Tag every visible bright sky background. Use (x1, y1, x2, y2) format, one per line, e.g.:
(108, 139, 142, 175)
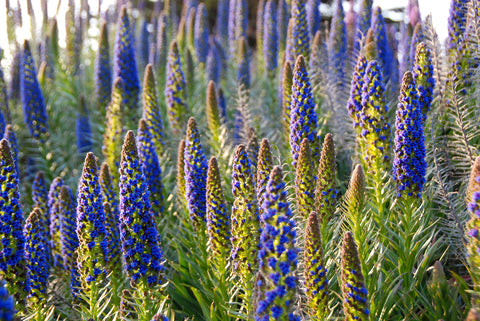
(0, 0, 452, 59)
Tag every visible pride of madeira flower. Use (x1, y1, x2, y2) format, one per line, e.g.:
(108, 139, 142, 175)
(255, 166, 300, 321)
(393, 72, 426, 198)
(118, 131, 166, 288)
(286, 0, 310, 63)
(412, 42, 435, 123)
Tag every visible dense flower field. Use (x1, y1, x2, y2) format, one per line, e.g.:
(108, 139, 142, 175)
(0, 0, 479, 320)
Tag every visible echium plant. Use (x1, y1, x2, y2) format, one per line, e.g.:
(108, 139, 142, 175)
(277, 0, 288, 53)
(304, 211, 328, 319)
(206, 45, 221, 84)
(354, 0, 372, 53)
(466, 157, 480, 304)
(217, 0, 229, 48)
(328, 0, 347, 90)
(194, 3, 209, 65)
(295, 139, 316, 219)
(263, 0, 278, 77)
(206, 81, 222, 145)
(359, 60, 391, 172)
(58, 186, 78, 272)
(95, 22, 112, 113)
(0, 67, 11, 124)
(48, 177, 64, 269)
(347, 55, 368, 131)
(281, 61, 293, 140)
(76, 153, 108, 289)
(206, 157, 230, 261)
(286, 0, 310, 63)
(0, 139, 28, 304)
(165, 41, 189, 135)
(412, 42, 434, 123)
(137, 119, 164, 216)
(176, 139, 187, 204)
(20, 40, 49, 142)
(257, 138, 273, 218)
(103, 77, 125, 185)
(237, 37, 250, 89)
(447, 0, 468, 54)
(113, 6, 140, 113)
(315, 134, 337, 222)
(24, 208, 49, 303)
(99, 163, 121, 270)
(3, 125, 18, 176)
(255, 166, 300, 321)
(231, 145, 260, 282)
(371, 7, 392, 81)
(393, 72, 426, 199)
(409, 23, 423, 67)
(184, 118, 208, 230)
(76, 96, 93, 154)
(340, 232, 369, 321)
(247, 128, 260, 176)
(32, 171, 49, 229)
(142, 64, 165, 156)
(118, 131, 166, 300)
(307, 0, 321, 38)
(290, 55, 319, 168)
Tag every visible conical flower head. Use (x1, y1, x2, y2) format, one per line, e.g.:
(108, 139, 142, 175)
(137, 119, 164, 216)
(412, 42, 434, 123)
(206, 157, 230, 258)
(194, 3, 209, 64)
(0, 67, 11, 124)
(103, 77, 125, 185)
(165, 41, 189, 135)
(371, 7, 392, 80)
(237, 37, 250, 88)
(363, 28, 378, 61)
(76, 95, 93, 154)
(119, 131, 166, 288)
(217, 0, 229, 47)
(347, 55, 368, 130)
(0, 139, 27, 303)
(257, 138, 273, 217)
(447, 0, 468, 54)
(315, 134, 337, 221)
(95, 22, 112, 112)
(256, 166, 300, 321)
(409, 23, 423, 67)
(328, 0, 347, 89)
(393, 72, 426, 199)
(142, 64, 165, 156)
(176, 139, 186, 202)
(20, 40, 49, 142)
(152, 18, 168, 69)
(113, 6, 140, 112)
(307, 0, 321, 38)
(287, 0, 310, 63)
(24, 208, 49, 302)
(184, 118, 208, 229)
(32, 171, 48, 222)
(206, 81, 221, 142)
(263, 0, 278, 76)
(354, 0, 372, 53)
(281, 61, 293, 139)
(277, 0, 288, 53)
(76, 153, 108, 286)
(341, 232, 369, 321)
(48, 177, 64, 269)
(295, 139, 316, 219)
(290, 55, 319, 168)
(304, 211, 328, 318)
(345, 165, 366, 214)
(359, 60, 391, 168)
(58, 186, 78, 271)
(231, 144, 260, 278)
(3, 125, 18, 176)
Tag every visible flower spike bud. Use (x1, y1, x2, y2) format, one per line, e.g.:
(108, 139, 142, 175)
(412, 42, 434, 123)
(345, 164, 366, 214)
(295, 139, 316, 218)
(315, 133, 337, 221)
(194, 3, 209, 65)
(263, 0, 278, 76)
(287, 0, 310, 63)
(341, 232, 369, 321)
(363, 28, 378, 61)
(2, 125, 18, 177)
(76, 95, 93, 154)
(409, 23, 423, 67)
(281, 60, 293, 139)
(176, 139, 187, 203)
(206, 81, 221, 143)
(206, 157, 230, 258)
(184, 118, 208, 229)
(304, 211, 328, 318)
(58, 186, 78, 271)
(256, 166, 300, 321)
(142, 64, 165, 156)
(119, 131, 166, 288)
(347, 55, 368, 130)
(257, 138, 273, 217)
(290, 55, 319, 168)
(95, 22, 112, 113)
(48, 177, 64, 269)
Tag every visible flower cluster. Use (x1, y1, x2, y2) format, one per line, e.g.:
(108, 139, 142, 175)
(206, 45, 221, 84)
(137, 119, 164, 216)
(304, 212, 328, 319)
(32, 171, 48, 226)
(263, 0, 278, 76)
(307, 0, 321, 38)
(76, 153, 108, 286)
(344, 165, 366, 214)
(152, 19, 168, 70)
(340, 232, 369, 321)
(347, 55, 368, 130)
(328, 0, 347, 89)
(447, 0, 468, 54)
(466, 158, 480, 293)
(20, 40, 49, 142)
(247, 128, 260, 174)
(0, 139, 28, 303)
(256, 138, 273, 218)
(24, 208, 50, 301)
(237, 37, 250, 88)
(76, 96, 93, 154)
(142, 64, 165, 156)
(95, 22, 112, 113)
(113, 6, 140, 112)
(194, 3, 209, 65)
(289, 56, 319, 168)
(176, 139, 186, 203)
(0, 280, 15, 320)
(119, 131, 166, 288)
(0, 67, 11, 124)
(371, 7, 393, 81)
(58, 186, 78, 271)
(3, 125, 18, 177)
(354, 0, 372, 53)
(184, 118, 208, 229)
(255, 166, 300, 321)
(286, 0, 310, 63)
(315, 134, 337, 222)
(295, 139, 316, 218)
(206, 157, 230, 258)
(217, 0, 229, 48)
(231, 145, 260, 278)
(412, 43, 434, 123)
(281, 61, 293, 139)
(277, 0, 288, 53)
(165, 41, 189, 135)
(206, 81, 222, 143)
(359, 60, 391, 169)
(48, 177, 64, 269)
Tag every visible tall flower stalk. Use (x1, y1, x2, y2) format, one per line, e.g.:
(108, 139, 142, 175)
(142, 64, 165, 156)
